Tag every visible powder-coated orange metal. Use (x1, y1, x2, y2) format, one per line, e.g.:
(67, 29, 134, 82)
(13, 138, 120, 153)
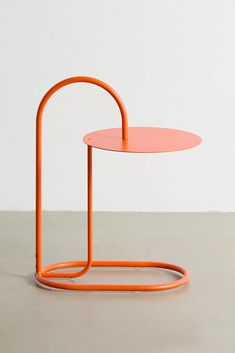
(35, 76, 199, 291)
(83, 127, 201, 153)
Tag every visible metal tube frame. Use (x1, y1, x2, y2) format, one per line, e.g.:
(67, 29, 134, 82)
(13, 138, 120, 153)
(35, 76, 189, 291)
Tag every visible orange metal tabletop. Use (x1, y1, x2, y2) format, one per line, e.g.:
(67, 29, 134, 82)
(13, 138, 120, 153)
(83, 126, 201, 153)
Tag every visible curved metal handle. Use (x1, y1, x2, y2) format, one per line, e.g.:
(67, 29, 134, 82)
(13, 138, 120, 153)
(36, 76, 128, 139)
(36, 76, 128, 274)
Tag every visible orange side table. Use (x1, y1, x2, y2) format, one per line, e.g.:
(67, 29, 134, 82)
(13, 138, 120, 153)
(35, 76, 201, 291)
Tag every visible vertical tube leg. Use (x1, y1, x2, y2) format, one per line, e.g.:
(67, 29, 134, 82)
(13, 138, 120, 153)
(87, 145, 93, 267)
(36, 118, 42, 274)
(57, 145, 93, 277)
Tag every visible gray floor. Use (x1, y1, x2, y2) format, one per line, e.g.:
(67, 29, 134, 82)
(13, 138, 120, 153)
(0, 212, 235, 353)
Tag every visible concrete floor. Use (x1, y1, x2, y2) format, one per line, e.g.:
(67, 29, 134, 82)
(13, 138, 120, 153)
(0, 212, 235, 353)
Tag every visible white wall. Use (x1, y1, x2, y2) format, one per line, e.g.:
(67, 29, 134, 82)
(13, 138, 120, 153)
(1, 0, 235, 211)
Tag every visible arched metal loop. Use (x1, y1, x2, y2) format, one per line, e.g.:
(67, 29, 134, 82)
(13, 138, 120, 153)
(36, 77, 128, 275)
(36, 76, 128, 140)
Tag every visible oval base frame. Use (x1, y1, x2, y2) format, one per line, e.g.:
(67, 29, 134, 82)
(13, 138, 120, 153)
(35, 260, 190, 291)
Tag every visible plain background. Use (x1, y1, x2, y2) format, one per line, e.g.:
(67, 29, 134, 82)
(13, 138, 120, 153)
(1, 0, 235, 212)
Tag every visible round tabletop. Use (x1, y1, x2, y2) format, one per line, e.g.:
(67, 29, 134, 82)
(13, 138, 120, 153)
(83, 127, 201, 153)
